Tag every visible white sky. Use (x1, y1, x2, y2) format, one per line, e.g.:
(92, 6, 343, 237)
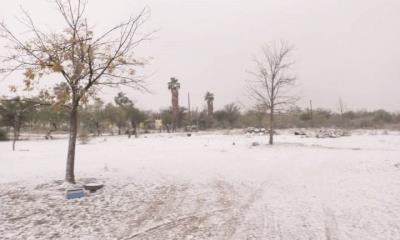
(1, 0, 399, 112)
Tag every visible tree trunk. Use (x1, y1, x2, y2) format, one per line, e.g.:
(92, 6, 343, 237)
(12, 127, 17, 151)
(171, 90, 179, 132)
(66, 102, 79, 183)
(12, 113, 20, 151)
(269, 108, 274, 145)
(95, 122, 101, 136)
(206, 101, 214, 129)
(131, 121, 138, 138)
(12, 131, 17, 151)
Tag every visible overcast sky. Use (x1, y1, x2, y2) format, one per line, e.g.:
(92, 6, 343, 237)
(1, 0, 399, 112)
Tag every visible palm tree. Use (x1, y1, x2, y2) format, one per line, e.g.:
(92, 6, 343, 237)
(204, 92, 214, 116)
(168, 77, 180, 131)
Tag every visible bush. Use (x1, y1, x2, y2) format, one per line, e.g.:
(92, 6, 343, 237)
(0, 129, 8, 141)
(79, 130, 90, 144)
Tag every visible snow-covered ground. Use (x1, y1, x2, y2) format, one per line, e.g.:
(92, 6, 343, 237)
(1, 131, 400, 239)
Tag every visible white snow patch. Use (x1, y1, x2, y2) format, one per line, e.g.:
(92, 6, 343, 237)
(1, 132, 400, 239)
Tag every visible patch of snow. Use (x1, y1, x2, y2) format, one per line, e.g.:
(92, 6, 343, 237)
(1, 132, 400, 239)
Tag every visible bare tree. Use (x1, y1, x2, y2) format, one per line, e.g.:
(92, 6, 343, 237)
(247, 41, 297, 145)
(0, 0, 152, 183)
(338, 97, 345, 127)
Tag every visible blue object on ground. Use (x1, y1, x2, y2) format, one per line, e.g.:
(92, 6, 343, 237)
(66, 188, 85, 199)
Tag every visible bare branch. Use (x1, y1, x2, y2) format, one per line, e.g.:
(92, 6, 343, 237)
(246, 41, 298, 144)
(0, 0, 152, 106)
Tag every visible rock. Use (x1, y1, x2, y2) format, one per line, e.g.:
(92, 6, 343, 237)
(83, 183, 104, 193)
(294, 131, 306, 136)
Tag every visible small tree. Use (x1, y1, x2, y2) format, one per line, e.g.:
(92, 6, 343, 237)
(160, 108, 172, 132)
(130, 107, 147, 136)
(114, 92, 134, 134)
(214, 103, 241, 128)
(114, 92, 146, 137)
(90, 98, 106, 136)
(0, 0, 151, 183)
(80, 98, 105, 136)
(0, 97, 38, 150)
(247, 41, 297, 145)
(104, 103, 128, 135)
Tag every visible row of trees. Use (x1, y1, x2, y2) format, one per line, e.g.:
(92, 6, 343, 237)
(2, 95, 399, 141)
(0, 93, 146, 139)
(0, 0, 298, 183)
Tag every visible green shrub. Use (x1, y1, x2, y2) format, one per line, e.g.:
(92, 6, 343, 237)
(0, 129, 8, 141)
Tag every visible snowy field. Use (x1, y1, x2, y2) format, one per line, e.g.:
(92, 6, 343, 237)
(1, 130, 400, 240)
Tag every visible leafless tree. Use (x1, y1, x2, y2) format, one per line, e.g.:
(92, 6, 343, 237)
(247, 41, 297, 145)
(0, 0, 152, 183)
(339, 97, 345, 127)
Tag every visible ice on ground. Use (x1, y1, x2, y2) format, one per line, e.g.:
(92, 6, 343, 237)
(1, 132, 400, 239)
